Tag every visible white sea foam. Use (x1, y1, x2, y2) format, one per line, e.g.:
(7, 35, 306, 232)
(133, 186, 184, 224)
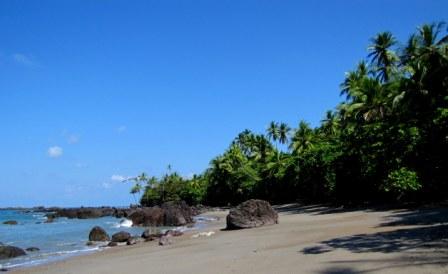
(112, 218, 133, 228)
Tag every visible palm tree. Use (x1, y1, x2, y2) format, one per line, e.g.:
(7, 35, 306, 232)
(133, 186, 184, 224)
(130, 183, 142, 204)
(340, 61, 369, 101)
(368, 32, 398, 83)
(267, 121, 280, 143)
(321, 110, 339, 136)
(278, 122, 291, 145)
(290, 121, 315, 155)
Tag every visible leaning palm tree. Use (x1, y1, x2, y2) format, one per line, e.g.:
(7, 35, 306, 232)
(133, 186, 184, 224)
(130, 183, 142, 204)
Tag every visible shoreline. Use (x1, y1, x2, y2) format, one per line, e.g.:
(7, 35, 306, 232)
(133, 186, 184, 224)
(9, 205, 448, 274)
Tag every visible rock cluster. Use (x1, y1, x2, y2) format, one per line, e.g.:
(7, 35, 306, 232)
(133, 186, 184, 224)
(44, 201, 195, 227)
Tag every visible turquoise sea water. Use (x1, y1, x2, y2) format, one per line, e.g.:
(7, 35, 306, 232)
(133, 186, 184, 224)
(0, 209, 161, 270)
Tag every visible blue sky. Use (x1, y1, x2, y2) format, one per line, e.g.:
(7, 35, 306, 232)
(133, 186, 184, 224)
(0, 0, 446, 207)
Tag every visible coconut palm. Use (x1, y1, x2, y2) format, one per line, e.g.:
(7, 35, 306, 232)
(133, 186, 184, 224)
(266, 121, 280, 143)
(368, 31, 398, 82)
(278, 122, 291, 145)
(290, 121, 315, 155)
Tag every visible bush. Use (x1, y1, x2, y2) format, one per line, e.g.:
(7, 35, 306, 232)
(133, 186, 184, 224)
(382, 167, 421, 200)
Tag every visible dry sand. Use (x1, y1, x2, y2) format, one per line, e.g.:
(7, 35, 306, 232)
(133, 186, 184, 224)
(12, 204, 448, 274)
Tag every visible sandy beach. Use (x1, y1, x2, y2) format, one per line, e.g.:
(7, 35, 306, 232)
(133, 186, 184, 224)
(12, 204, 448, 274)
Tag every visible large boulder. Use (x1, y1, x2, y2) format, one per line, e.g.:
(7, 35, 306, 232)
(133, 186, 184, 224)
(111, 231, 131, 242)
(2, 220, 17, 225)
(0, 246, 26, 259)
(226, 199, 278, 229)
(161, 201, 194, 226)
(88, 226, 110, 242)
(129, 207, 164, 226)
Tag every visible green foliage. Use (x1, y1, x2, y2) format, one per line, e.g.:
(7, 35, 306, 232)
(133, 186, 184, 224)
(382, 168, 422, 200)
(129, 22, 448, 206)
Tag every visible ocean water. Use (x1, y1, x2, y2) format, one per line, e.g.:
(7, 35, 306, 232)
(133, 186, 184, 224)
(0, 209, 170, 270)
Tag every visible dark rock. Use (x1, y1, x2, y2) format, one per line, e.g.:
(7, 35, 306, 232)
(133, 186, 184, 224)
(126, 237, 144, 246)
(0, 246, 26, 259)
(161, 201, 194, 226)
(0, 268, 7, 272)
(88, 226, 110, 242)
(158, 235, 172, 246)
(226, 199, 278, 230)
(44, 215, 54, 223)
(86, 241, 95, 246)
(141, 228, 163, 240)
(165, 230, 183, 237)
(107, 242, 118, 247)
(25, 247, 40, 252)
(2, 220, 17, 225)
(111, 231, 131, 242)
(129, 207, 164, 226)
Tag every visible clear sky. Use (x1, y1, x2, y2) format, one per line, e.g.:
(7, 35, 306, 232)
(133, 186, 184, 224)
(0, 1, 446, 207)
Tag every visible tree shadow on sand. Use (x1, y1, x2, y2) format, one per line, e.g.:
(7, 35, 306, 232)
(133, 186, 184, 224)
(302, 207, 448, 255)
(301, 207, 448, 272)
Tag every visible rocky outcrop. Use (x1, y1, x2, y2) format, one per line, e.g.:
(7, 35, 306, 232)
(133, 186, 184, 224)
(0, 246, 26, 259)
(129, 207, 164, 226)
(129, 201, 194, 227)
(39, 202, 196, 227)
(111, 231, 131, 242)
(162, 201, 194, 226)
(88, 226, 110, 242)
(48, 207, 116, 219)
(2, 220, 17, 225)
(226, 199, 278, 229)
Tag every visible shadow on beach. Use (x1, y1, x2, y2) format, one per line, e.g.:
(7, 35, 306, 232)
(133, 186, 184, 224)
(298, 206, 448, 273)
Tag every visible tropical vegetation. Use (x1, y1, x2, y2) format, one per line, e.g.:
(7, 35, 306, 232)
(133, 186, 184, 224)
(129, 22, 448, 207)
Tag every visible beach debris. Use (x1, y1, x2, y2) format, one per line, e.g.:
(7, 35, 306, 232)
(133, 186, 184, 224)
(2, 220, 17, 225)
(0, 245, 26, 259)
(226, 199, 278, 230)
(191, 231, 215, 238)
(25, 247, 40, 252)
(89, 226, 110, 242)
(112, 231, 131, 243)
(158, 235, 172, 246)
